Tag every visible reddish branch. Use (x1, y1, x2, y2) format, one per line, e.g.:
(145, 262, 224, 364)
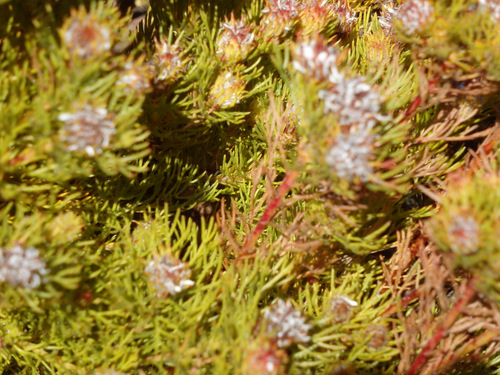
(407, 276, 478, 375)
(383, 288, 420, 317)
(402, 95, 422, 123)
(240, 170, 299, 255)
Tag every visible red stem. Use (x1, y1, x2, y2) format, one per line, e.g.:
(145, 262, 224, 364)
(382, 288, 420, 317)
(407, 277, 477, 375)
(401, 95, 422, 123)
(240, 170, 299, 255)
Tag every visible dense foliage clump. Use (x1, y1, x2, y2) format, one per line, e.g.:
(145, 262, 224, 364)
(1, 0, 500, 374)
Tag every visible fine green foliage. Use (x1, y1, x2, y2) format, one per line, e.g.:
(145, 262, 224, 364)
(2, 0, 500, 374)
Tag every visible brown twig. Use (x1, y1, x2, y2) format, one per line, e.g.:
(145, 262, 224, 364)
(407, 276, 478, 375)
(442, 329, 500, 371)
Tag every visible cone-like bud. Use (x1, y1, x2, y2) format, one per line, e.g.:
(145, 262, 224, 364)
(46, 212, 84, 245)
(242, 340, 288, 375)
(261, 0, 300, 37)
(329, 294, 358, 323)
(298, 0, 336, 35)
(259, 299, 311, 348)
(208, 70, 246, 109)
(58, 104, 116, 157)
(217, 14, 255, 62)
(61, 7, 112, 59)
(145, 254, 194, 297)
(152, 39, 185, 84)
(117, 62, 152, 94)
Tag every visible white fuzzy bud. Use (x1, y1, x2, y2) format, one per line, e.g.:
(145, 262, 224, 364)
(59, 104, 116, 157)
(0, 245, 48, 288)
(145, 254, 194, 297)
(262, 299, 311, 348)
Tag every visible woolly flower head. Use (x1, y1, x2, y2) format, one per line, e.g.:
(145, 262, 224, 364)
(58, 104, 116, 157)
(478, 0, 500, 24)
(261, 299, 311, 348)
(447, 214, 480, 255)
(217, 15, 255, 61)
(330, 295, 358, 323)
(208, 70, 246, 109)
(293, 38, 388, 127)
(0, 245, 48, 288)
(297, 0, 336, 35)
(332, 0, 358, 32)
(262, 0, 300, 35)
(293, 39, 343, 84)
(319, 76, 388, 127)
(46, 211, 84, 245)
(145, 254, 194, 298)
(396, 0, 434, 34)
(117, 62, 151, 93)
(366, 324, 389, 350)
(62, 9, 111, 59)
(152, 39, 184, 83)
(262, 0, 300, 20)
(325, 125, 375, 182)
(378, 1, 399, 33)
